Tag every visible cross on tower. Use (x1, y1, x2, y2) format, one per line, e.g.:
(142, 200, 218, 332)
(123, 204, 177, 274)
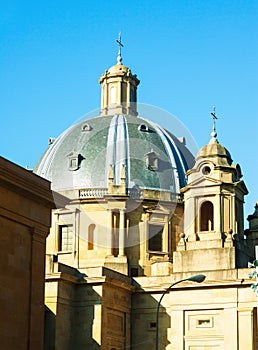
(116, 32, 123, 64)
(210, 106, 218, 140)
(211, 106, 217, 121)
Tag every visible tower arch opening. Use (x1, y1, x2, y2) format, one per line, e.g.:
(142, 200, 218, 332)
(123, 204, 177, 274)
(200, 201, 214, 231)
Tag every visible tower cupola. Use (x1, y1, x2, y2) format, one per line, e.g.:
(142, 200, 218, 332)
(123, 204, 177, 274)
(98, 34, 140, 116)
(173, 110, 248, 272)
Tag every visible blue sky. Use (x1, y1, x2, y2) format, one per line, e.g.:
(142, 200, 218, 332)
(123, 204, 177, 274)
(0, 0, 257, 219)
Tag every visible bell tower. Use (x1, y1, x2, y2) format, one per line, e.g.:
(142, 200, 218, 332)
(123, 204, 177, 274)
(99, 34, 140, 116)
(173, 110, 248, 272)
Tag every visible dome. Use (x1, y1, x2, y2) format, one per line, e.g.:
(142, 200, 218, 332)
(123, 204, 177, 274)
(34, 114, 194, 193)
(35, 49, 194, 194)
(196, 138, 233, 166)
(107, 63, 130, 75)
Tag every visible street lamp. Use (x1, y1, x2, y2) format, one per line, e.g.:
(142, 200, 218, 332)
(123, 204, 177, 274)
(155, 274, 206, 350)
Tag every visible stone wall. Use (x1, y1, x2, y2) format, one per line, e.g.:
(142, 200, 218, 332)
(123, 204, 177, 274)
(131, 271, 258, 350)
(0, 157, 64, 350)
(45, 265, 132, 350)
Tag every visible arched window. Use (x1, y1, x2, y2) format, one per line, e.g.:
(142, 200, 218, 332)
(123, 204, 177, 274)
(109, 86, 116, 104)
(200, 201, 214, 231)
(88, 224, 96, 250)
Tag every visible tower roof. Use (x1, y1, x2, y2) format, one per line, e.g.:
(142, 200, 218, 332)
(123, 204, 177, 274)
(196, 138, 233, 166)
(196, 108, 233, 166)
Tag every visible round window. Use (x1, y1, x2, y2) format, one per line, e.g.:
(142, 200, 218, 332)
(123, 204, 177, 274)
(202, 166, 211, 175)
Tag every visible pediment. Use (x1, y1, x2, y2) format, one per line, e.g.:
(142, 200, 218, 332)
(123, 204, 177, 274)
(185, 176, 222, 189)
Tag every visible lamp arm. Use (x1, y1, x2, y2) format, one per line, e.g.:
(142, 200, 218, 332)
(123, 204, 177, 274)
(155, 278, 188, 350)
(155, 275, 205, 350)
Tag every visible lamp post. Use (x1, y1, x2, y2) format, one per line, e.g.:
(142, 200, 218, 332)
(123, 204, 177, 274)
(155, 274, 206, 350)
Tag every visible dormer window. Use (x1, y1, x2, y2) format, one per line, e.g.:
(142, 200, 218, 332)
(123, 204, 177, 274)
(138, 124, 149, 132)
(48, 137, 55, 145)
(81, 123, 92, 132)
(145, 151, 159, 171)
(67, 151, 83, 171)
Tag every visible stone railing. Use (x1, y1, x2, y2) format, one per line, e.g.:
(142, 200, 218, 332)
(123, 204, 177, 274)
(79, 187, 182, 202)
(79, 188, 108, 198)
(128, 188, 182, 202)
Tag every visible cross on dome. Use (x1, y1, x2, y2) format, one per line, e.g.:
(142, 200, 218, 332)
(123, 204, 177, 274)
(116, 32, 123, 64)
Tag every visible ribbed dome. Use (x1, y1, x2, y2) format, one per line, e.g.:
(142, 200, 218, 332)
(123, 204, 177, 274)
(107, 63, 130, 74)
(196, 138, 232, 166)
(34, 114, 194, 193)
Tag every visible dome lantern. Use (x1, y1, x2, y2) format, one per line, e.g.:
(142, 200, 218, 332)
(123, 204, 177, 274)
(98, 34, 140, 116)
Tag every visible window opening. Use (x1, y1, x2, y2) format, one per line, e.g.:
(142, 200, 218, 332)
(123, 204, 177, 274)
(88, 224, 96, 250)
(58, 225, 73, 251)
(110, 86, 116, 104)
(148, 225, 163, 251)
(145, 151, 159, 171)
(200, 201, 214, 231)
(202, 166, 211, 175)
(138, 124, 149, 132)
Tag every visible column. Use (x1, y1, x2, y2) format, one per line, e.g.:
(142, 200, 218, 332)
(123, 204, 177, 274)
(238, 308, 254, 350)
(127, 81, 130, 113)
(214, 194, 221, 234)
(220, 193, 224, 233)
(169, 310, 184, 349)
(119, 209, 125, 256)
(75, 208, 80, 268)
(224, 307, 238, 349)
(162, 215, 169, 253)
(106, 209, 113, 256)
(185, 196, 196, 241)
(105, 82, 109, 113)
(101, 83, 104, 110)
(231, 194, 236, 233)
(118, 80, 122, 107)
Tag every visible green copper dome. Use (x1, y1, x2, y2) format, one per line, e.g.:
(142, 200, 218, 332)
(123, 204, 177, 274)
(34, 114, 194, 193)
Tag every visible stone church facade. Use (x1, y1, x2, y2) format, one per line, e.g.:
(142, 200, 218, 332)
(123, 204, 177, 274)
(34, 47, 258, 349)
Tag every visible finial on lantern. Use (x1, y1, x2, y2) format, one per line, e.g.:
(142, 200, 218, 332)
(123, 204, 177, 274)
(116, 32, 123, 64)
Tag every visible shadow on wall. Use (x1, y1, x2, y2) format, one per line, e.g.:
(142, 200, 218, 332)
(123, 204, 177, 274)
(44, 306, 56, 349)
(44, 266, 101, 350)
(131, 289, 170, 350)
